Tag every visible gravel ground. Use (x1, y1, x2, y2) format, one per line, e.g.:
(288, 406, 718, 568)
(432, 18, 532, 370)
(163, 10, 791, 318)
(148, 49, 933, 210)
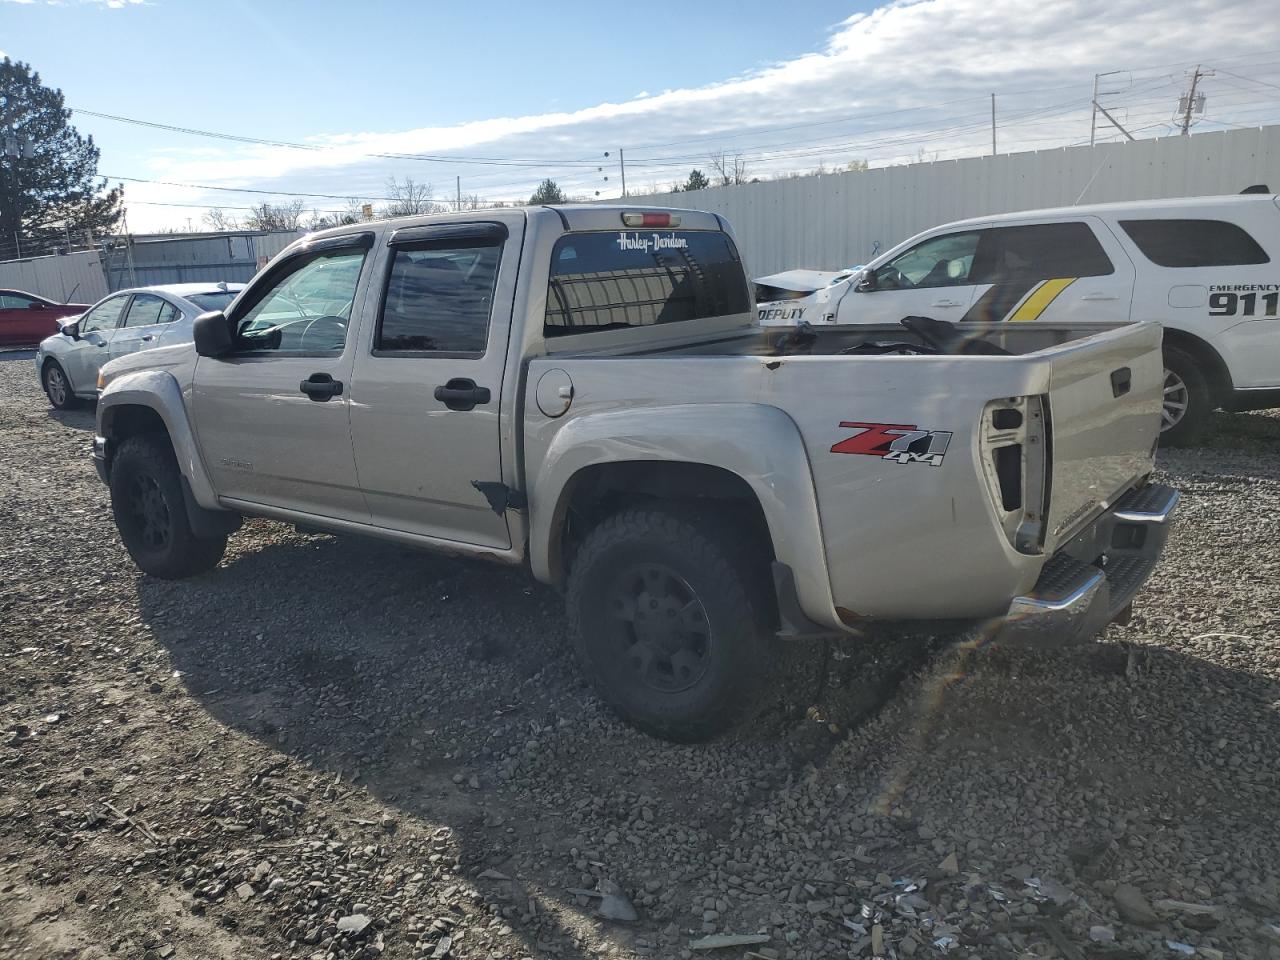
(1, 354, 1278, 960)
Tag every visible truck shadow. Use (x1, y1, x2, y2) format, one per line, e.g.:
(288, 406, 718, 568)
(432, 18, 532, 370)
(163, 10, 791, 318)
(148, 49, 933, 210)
(133, 523, 1280, 959)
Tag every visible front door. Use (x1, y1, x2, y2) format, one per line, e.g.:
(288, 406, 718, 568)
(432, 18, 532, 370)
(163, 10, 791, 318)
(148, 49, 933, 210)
(839, 228, 987, 324)
(62, 293, 129, 391)
(349, 220, 519, 548)
(110, 292, 182, 361)
(191, 237, 375, 523)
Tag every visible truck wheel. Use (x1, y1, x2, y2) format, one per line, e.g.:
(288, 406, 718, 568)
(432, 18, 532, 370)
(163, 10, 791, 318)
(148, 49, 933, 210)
(567, 507, 775, 742)
(42, 361, 81, 410)
(1160, 345, 1212, 447)
(110, 436, 227, 579)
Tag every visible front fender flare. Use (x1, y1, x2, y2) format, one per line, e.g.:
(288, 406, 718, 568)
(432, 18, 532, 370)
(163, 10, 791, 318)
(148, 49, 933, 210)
(97, 370, 219, 510)
(528, 403, 841, 631)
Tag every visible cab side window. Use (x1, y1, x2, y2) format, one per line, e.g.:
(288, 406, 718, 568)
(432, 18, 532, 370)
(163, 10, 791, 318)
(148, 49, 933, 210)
(80, 295, 129, 334)
(972, 222, 1114, 282)
(123, 294, 181, 327)
(234, 249, 367, 353)
(874, 232, 981, 290)
(1119, 219, 1270, 267)
(376, 238, 502, 355)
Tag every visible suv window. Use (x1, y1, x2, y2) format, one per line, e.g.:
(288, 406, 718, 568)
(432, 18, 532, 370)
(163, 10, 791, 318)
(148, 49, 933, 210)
(377, 239, 502, 354)
(972, 222, 1114, 282)
(1119, 219, 1270, 267)
(80, 295, 128, 334)
(874, 231, 981, 289)
(123, 293, 181, 327)
(545, 230, 750, 337)
(235, 249, 366, 353)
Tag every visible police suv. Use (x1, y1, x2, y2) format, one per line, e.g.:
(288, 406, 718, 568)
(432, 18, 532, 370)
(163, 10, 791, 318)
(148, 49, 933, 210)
(755, 192, 1280, 445)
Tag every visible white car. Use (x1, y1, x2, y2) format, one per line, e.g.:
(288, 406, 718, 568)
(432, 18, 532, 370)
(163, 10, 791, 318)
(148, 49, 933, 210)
(755, 192, 1280, 444)
(35, 282, 244, 409)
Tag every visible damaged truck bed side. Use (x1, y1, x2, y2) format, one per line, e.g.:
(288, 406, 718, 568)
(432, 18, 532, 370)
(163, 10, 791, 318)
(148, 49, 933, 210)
(92, 205, 1178, 741)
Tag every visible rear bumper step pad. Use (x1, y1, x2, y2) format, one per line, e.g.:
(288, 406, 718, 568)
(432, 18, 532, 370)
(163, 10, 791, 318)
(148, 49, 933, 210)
(998, 483, 1179, 646)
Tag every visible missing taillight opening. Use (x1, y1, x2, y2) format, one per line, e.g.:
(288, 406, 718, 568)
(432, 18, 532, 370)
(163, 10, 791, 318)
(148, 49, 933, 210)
(994, 444, 1023, 511)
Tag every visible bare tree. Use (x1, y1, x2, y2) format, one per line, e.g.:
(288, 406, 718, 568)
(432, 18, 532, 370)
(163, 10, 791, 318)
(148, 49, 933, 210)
(708, 151, 750, 186)
(202, 207, 239, 231)
(243, 199, 306, 232)
(382, 177, 440, 217)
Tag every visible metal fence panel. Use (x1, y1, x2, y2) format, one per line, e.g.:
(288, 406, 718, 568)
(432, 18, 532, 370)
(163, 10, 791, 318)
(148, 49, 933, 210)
(629, 126, 1280, 277)
(0, 249, 109, 304)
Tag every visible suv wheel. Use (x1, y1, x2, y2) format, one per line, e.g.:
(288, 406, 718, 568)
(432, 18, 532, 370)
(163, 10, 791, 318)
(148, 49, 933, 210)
(567, 507, 775, 742)
(110, 435, 227, 579)
(42, 361, 80, 410)
(1160, 346, 1212, 447)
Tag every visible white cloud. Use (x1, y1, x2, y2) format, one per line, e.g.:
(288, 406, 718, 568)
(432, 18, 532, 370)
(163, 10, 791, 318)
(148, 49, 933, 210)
(115, 0, 1280, 229)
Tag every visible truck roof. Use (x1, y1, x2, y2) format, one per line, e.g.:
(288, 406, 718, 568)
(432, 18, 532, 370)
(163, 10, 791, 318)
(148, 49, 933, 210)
(941, 192, 1280, 230)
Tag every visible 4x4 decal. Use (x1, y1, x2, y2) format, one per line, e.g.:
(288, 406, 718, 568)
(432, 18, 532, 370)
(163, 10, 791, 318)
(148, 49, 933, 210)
(830, 421, 953, 467)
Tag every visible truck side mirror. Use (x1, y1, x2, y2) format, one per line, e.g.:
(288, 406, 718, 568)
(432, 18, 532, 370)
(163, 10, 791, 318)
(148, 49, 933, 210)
(193, 310, 234, 357)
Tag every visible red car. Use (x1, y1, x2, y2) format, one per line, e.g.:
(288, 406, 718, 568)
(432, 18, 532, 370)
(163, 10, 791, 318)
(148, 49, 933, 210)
(0, 289, 91, 348)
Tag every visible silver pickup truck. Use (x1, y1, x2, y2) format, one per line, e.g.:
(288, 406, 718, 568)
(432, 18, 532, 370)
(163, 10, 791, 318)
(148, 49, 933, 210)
(93, 205, 1178, 740)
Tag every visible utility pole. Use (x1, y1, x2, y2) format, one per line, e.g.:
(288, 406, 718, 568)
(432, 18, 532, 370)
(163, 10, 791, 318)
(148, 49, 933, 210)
(1179, 65, 1212, 136)
(619, 148, 626, 198)
(990, 94, 997, 156)
(1094, 101, 1135, 141)
(456, 175, 461, 212)
(1090, 74, 1099, 147)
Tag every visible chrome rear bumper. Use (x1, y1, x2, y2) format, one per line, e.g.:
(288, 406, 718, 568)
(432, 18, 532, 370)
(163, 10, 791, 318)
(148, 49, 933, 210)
(998, 483, 1179, 645)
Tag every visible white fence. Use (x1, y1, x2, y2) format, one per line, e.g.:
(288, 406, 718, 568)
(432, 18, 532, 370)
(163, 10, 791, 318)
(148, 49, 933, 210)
(0, 249, 110, 304)
(628, 125, 1280, 277)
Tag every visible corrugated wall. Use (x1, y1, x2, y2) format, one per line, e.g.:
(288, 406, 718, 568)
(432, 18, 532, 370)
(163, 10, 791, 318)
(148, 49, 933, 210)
(0, 249, 110, 304)
(629, 126, 1280, 277)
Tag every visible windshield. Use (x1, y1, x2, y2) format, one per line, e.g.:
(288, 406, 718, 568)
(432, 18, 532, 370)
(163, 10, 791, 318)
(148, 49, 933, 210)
(185, 291, 239, 312)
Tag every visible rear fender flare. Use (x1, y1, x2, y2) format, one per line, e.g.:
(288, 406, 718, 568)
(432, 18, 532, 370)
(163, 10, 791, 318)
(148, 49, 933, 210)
(529, 403, 842, 631)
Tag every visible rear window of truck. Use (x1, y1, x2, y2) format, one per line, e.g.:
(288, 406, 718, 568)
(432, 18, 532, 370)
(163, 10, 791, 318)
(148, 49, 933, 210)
(544, 230, 750, 337)
(1118, 219, 1270, 267)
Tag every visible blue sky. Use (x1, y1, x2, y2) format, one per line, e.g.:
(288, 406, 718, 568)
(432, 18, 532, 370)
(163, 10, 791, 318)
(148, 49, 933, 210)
(3, 0, 1279, 229)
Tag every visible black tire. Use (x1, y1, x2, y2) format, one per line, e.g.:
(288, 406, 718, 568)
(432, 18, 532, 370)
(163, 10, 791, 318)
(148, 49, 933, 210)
(109, 435, 227, 579)
(42, 360, 81, 410)
(566, 507, 776, 742)
(1160, 345, 1213, 447)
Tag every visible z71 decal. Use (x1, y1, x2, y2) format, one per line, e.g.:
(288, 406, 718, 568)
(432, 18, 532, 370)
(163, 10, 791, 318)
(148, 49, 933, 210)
(830, 421, 953, 467)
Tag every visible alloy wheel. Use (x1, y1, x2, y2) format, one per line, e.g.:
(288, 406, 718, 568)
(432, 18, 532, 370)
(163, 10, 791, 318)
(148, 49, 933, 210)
(45, 367, 67, 406)
(1161, 368, 1189, 432)
(127, 473, 170, 549)
(607, 563, 713, 693)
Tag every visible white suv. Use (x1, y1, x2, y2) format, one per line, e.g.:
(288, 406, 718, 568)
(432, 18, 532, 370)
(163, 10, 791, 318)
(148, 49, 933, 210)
(755, 192, 1280, 445)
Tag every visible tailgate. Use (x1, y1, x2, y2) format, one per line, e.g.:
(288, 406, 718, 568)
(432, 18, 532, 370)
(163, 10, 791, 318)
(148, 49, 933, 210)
(1042, 322, 1164, 549)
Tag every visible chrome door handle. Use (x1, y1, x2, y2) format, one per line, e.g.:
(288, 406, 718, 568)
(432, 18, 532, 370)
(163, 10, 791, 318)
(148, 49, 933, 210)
(1080, 293, 1120, 301)
(141, 335, 155, 342)
(930, 299, 962, 308)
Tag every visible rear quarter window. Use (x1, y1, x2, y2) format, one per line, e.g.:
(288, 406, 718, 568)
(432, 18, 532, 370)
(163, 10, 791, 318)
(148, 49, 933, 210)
(1119, 219, 1270, 267)
(544, 231, 750, 337)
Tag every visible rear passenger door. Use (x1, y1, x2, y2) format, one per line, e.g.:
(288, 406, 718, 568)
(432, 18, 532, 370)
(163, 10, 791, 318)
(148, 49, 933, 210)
(349, 220, 521, 549)
(110, 293, 182, 360)
(964, 218, 1135, 325)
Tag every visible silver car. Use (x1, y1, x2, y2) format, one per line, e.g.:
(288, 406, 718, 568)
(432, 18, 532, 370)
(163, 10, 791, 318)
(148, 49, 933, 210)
(35, 282, 244, 408)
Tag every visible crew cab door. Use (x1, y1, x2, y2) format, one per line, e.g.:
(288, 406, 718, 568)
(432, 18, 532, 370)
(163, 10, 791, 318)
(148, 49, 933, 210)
(838, 227, 988, 323)
(191, 234, 375, 523)
(963, 218, 1135, 325)
(348, 220, 520, 548)
(110, 292, 182, 361)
